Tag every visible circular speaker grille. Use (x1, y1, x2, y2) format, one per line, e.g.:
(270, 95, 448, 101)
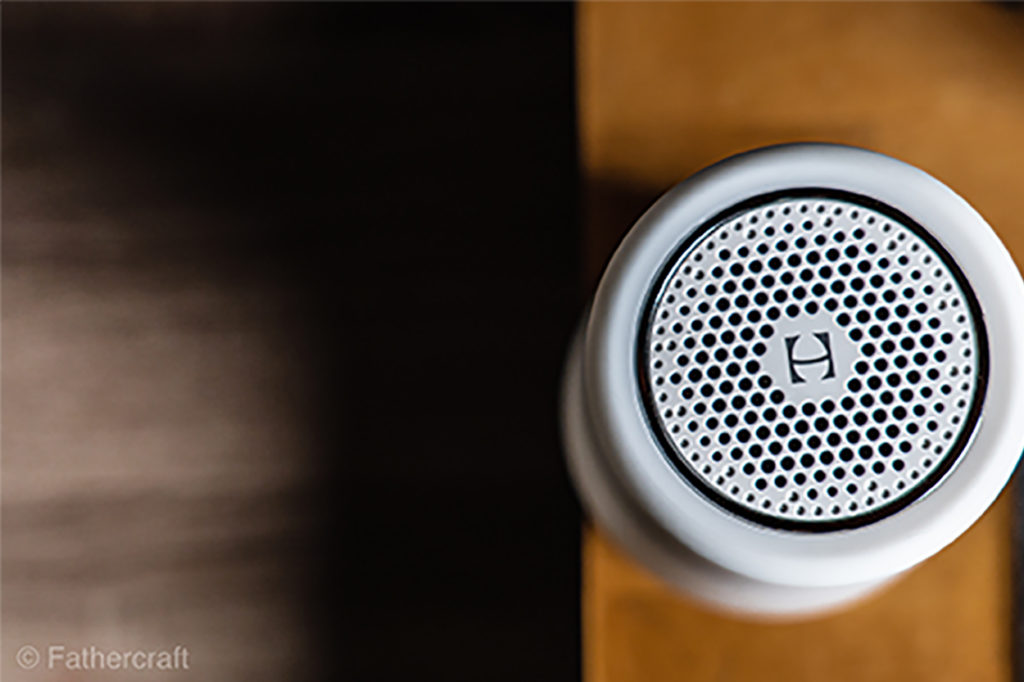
(641, 191, 987, 530)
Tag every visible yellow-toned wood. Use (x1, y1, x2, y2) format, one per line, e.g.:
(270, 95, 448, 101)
(579, 3, 1023, 681)
(584, 499, 1011, 682)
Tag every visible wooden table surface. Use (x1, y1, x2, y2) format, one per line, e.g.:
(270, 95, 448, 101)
(1, 10, 330, 681)
(578, 3, 1024, 681)
(1, 6, 582, 682)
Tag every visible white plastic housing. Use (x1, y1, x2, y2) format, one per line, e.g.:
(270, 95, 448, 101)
(562, 143, 1024, 617)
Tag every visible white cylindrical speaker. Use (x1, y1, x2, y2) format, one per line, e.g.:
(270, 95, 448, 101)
(562, 143, 1024, 617)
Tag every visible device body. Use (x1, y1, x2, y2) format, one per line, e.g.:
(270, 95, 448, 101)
(562, 144, 1024, 617)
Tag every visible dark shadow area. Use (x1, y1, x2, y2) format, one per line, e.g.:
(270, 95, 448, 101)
(311, 6, 582, 681)
(582, 177, 665, 290)
(3, 4, 580, 680)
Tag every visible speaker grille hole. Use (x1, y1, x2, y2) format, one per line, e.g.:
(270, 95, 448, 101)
(642, 193, 986, 529)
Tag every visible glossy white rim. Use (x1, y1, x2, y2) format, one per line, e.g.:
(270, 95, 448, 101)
(581, 143, 1024, 588)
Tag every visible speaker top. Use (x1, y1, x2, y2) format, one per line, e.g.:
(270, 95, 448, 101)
(640, 190, 986, 530)
(582, 144, 1024, 587)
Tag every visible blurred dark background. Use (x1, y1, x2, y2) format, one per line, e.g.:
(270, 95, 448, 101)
(2, 4, 581, 680)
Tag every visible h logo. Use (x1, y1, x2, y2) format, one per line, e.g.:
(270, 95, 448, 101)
(784, 332, 836, 384)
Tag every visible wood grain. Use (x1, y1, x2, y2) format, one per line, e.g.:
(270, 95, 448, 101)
(578, 3, 1024, 681)
(1, 6, 582, 682)
(1, 10, 328, 681)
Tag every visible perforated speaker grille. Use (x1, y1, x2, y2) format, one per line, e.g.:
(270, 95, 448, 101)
(641, 190, 988, 530)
